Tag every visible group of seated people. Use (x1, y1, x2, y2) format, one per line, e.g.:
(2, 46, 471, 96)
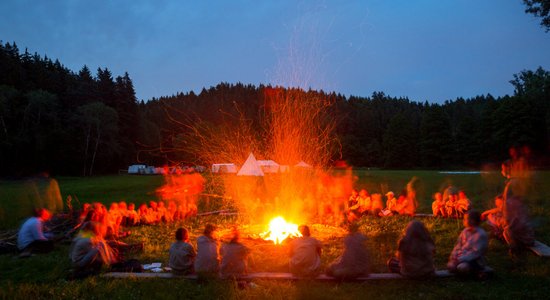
(77, 200, 198, 235)
(162, 211, 491, 280)
(347, 189, 417, 221)
(431, 188, 472, 218)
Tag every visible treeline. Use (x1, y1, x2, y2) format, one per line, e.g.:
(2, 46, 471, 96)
(1, 41, 549, 175)
(0, 42, 139, 176)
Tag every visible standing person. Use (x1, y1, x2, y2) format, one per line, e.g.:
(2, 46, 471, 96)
(502, 179, 535, 256)
(289, 225, 322, 277)
(220, 227, 250, 279)
(194, 224, 220, 277)
(326, 223, 370, 279)
(17, 208, 55, 257)
(387, 220, 435, 279)
(169, 227, 196, 275)
(447, 211, 489, 277)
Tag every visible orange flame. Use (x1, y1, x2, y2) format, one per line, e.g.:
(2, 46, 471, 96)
(260, 216, 302, 244)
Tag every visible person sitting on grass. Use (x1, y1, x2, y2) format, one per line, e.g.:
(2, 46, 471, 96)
(326, 222, 370, 279)
(347, 190, 361, 221)
(387, 220, 435, 279)
(445, 187, 459, 217)
(220, 227, 250, 279)
(17, 208, 55, 257)
(194, 224, 220, 277)
(70, 221, 116, 279)
(370, 193, 384, 217)
(447, 211, 489, 277)
(432, 192, 446, 217)
(126, 203, 139, 226)
(289, 225, 322, 277)
(357, 189, 372, 216)
(455, 190, 472, 218)
(481, 195, 504, 238)
(169, 227, 196, 275)
(379, 191, 397, 217)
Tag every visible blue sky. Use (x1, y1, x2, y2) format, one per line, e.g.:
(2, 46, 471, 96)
(1, 0, 549, 102)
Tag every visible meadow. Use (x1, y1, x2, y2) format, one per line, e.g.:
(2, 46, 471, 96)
(1, 170, 550, 300)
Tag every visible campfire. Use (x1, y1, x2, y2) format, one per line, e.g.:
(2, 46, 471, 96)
(260, 216, 302, 244)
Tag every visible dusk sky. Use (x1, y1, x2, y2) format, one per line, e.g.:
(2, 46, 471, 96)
(1, 0, 550, 103)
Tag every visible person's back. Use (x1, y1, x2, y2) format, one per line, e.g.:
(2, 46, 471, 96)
(220, 232, 249, 278)
(327, 225, 369, 279)
(169, 228, 196, 275)
(397, 222, 435, 278)
(194, 224, 219, 274)
(289, 225, 322, 277)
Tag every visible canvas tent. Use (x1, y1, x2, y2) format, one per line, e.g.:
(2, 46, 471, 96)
(295, 161, 312, 168)
(237, 153, 265, 176)
(128, 164, 147, 174)
(257, 160, 280, 173)
(212, 163, 238, 174)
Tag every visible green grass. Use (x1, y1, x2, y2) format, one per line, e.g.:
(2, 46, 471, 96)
(1, 171, 550, 299)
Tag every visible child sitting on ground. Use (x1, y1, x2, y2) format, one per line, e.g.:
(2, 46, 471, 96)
(194, 224, 220, 276)
(379, 191, 397, 217)
(432, 192, 446, 217)
(289, 225, 322, 277)
(388, 220, 435, 279)
(326, 222, 370, 279)
(445, 187, 459, 217)
(220, 227, 250, 279)
(481, 195, 504, 238)
(169, 227, 196, 275)
(455, 191, 472, 218)
(447, 211, 489, 277)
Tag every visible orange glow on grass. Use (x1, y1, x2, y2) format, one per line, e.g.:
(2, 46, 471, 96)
(260, 216, 302, 244)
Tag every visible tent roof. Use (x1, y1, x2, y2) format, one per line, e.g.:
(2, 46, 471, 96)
(257, 160, 279, 166)
(237, 153, 264, 176)
(295, 161, 312, 168)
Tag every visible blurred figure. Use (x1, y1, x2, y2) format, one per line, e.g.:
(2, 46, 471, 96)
(169, 227, 196, 275)
(503, 179, 535, 256)
(220, 227, 250, 279)
(481, 195, 505, 238)
(194, 224, 220, 277)
(431, 192, 446, 217)
(70, 221, 116, 279)
(17, 208, 55, 257)
(289, 225, 322, 277)
(388, 220, 435, 279)
(447, 211, 489, 277)
(456, 190, 472, 218)
(357, 189, 371, 215)
(326, 222, 370, 279)
(380, 191, 397, 217)
(445, 187, 459, 217)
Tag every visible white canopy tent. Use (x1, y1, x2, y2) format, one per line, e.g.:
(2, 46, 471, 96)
(237, 153, 265, 176)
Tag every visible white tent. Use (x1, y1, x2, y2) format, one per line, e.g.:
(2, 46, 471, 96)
(212, 163, 238, 174)
(128, 164, 146, 174)
(257, 160, 280, 173)
(295, 161, 312, 168)
(237, 153, 264, 176)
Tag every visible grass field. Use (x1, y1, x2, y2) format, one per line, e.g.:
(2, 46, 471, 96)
(1, 171, 550, 299)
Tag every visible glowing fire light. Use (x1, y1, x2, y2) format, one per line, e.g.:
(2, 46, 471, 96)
(260, 216, 302, 244)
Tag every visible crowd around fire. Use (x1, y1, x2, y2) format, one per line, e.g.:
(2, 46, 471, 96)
(14, 146, 536, 282)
